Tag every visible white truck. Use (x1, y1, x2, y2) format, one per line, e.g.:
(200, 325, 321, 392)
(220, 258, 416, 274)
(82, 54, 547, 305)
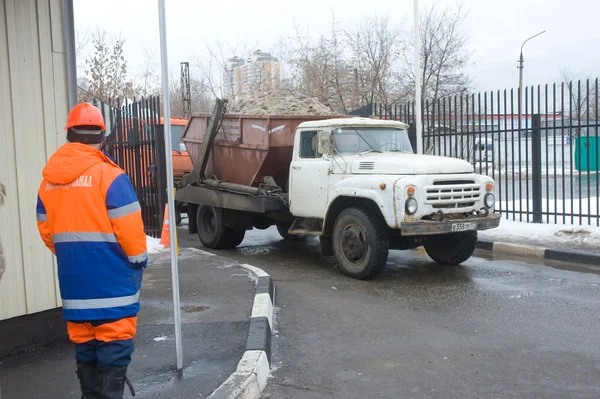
(176, 99, 500, 279)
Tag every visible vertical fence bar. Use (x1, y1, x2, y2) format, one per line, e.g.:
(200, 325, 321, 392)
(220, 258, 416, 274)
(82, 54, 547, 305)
(478, 93, 483, 175)
(577, 80, 582, 225)
(460, 95, 464, 161)
(556, 82, 571, 224)
(557, 82, 571, 224)
(570, 81, 574, 224)
(465, 93, 470, 163)
(523, 87, 529, 222)
(503, 91, 508, 218)
(491, 92, 500, 213)
(437, 98, 442, 156)
(454, 95, 459, 160)
(586, 79, 591, 225)
(553, 83, 558, 223)
(544, 84, 549, 223)
(563, 82, 577, 224)
(510, 89, 516, 220)
(532, 114, 543, 223)
(425, 99, 430, 153)
(440, 97, 448, 157)
(537, 85, 541, 221)
(596, 78, 599, 227)
(472, 93, 477, 170)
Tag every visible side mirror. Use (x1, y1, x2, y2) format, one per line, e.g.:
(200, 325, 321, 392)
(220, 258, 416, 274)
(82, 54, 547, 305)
(318, 132, 331, 155)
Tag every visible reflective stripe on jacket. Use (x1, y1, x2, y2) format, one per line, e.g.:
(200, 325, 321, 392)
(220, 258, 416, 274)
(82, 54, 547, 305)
(36, 143, 147, 321)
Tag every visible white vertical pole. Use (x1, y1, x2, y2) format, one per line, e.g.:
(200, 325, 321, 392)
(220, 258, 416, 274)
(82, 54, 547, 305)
(414, 0, 423, 154)
(63, 0, 77, 107)
(157, 0, 183, 371)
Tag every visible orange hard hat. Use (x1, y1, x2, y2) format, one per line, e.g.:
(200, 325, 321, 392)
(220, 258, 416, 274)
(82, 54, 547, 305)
(65, 102, 106, 130)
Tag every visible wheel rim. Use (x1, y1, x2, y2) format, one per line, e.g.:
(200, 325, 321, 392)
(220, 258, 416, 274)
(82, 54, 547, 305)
(201, 208, 217, 236)
(340, 224, 367, 264)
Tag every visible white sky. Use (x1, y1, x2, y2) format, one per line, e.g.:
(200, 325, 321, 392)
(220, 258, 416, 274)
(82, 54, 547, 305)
(74, 0, 600, 95)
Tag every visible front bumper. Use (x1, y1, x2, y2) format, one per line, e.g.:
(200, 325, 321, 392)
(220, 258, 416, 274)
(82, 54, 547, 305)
(400, 213, 501, 236)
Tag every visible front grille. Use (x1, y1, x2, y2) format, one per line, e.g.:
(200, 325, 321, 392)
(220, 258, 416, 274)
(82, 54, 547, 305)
(425, 180, 480, 209)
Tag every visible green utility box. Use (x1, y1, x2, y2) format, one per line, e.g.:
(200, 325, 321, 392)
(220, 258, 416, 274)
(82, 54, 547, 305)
(575, 136, 599, 172)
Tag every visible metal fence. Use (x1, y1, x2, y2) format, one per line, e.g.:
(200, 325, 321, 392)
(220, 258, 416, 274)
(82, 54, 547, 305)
(356, 78, 600, 226)
(87, 94, 168, 237)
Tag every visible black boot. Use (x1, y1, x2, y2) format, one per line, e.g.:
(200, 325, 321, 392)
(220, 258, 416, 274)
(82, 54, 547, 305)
(75, 362, 101, 398)
(99, 367, 135, 398)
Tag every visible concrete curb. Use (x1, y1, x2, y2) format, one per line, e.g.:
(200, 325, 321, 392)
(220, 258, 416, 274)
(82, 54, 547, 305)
(208, 264, 275, 399)
(476, 240, 600, 266)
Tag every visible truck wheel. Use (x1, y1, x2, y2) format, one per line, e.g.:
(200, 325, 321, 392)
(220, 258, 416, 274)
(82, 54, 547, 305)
(197, 206, 230, 249)
(225, 229, 246, 248)
(175, 207, 182, 226)
(332, 207, 389, 280)
(276, 222, 304, 241)
(424, 231, 478, 265)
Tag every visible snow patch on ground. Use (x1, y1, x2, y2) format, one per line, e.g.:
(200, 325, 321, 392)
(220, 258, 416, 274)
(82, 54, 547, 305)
(146, 235, 166, 254)
(479, 217, 600, 252)
(153, 335, 171, 342)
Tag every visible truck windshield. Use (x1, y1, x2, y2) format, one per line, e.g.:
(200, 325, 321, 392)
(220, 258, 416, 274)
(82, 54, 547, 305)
(171, 125, 186, 151)
(330, 127, 413, 155)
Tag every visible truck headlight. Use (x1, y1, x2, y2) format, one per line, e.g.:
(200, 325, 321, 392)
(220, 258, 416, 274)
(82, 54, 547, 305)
(405, 198, 418, 215)
(484, 193, 495, 209)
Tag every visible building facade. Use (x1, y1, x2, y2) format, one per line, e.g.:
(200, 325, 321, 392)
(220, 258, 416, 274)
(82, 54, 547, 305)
(0, 0, 71, 321)
(224, 50, 281, 96)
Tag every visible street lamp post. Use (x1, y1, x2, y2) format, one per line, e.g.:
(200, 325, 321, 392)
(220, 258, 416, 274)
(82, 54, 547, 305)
(517, 31, 546, 134)
(414, 0, 422, 154)
(157, 0, 184, 371)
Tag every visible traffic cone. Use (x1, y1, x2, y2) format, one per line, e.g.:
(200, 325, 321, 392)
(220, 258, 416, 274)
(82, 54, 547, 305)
(160, 203, 179, 255)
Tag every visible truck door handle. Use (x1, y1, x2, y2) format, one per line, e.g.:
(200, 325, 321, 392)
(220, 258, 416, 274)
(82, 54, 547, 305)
(292, 166, 301, 170)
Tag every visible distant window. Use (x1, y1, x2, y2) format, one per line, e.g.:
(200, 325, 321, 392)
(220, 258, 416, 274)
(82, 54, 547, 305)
(300, 131, 319, 158)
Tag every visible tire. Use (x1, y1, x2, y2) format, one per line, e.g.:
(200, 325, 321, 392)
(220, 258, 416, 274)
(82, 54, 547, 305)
(225, 229, 246, 248)
(175, 207, 182, 226)
(253, 216, 272, 230)
(276, 222, 304, 241)
(424, 231, 478, 265)
(196, 206, 229, 249)
(332, 207, 389, 280)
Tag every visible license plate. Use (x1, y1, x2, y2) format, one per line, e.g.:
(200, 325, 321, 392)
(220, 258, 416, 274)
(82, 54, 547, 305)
(451, 222, 476, 232)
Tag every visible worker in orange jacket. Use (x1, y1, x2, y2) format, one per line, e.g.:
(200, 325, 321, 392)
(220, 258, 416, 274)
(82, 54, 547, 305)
(36, 103, 147, 399)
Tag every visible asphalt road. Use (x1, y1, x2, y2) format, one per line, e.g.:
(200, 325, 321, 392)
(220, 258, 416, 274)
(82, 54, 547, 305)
(179, 226, 600, 399)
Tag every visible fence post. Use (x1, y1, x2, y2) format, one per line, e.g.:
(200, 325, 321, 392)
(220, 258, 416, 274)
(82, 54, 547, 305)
(408, 122, 417, 153)
(532, 114, 543, 223)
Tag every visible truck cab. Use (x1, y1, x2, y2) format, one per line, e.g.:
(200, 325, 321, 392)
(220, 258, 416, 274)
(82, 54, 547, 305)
(288, 118, 500, 278)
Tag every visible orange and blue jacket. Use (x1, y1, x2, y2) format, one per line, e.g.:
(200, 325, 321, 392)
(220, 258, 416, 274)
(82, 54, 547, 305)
(36, 143, 147, 321)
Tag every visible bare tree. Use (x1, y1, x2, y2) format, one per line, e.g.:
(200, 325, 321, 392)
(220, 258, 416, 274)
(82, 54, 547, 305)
(560, 69, 598, 120)
(400, 2, 471, 104)
(83, 30, 133, 104)
(347, 14, 402, 107)
(75, 26, 92, 55)
(134, 48, 161, 98)
(194, 41, 251, 98)
(287, 16, 355, 113)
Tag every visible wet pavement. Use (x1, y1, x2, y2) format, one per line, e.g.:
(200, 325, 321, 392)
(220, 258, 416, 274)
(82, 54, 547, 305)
(179, 226, 600, 399)
(0, 248, 254, 399)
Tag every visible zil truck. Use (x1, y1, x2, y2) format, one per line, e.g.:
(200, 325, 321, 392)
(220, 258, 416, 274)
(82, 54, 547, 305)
(176, 99, 500, 279)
